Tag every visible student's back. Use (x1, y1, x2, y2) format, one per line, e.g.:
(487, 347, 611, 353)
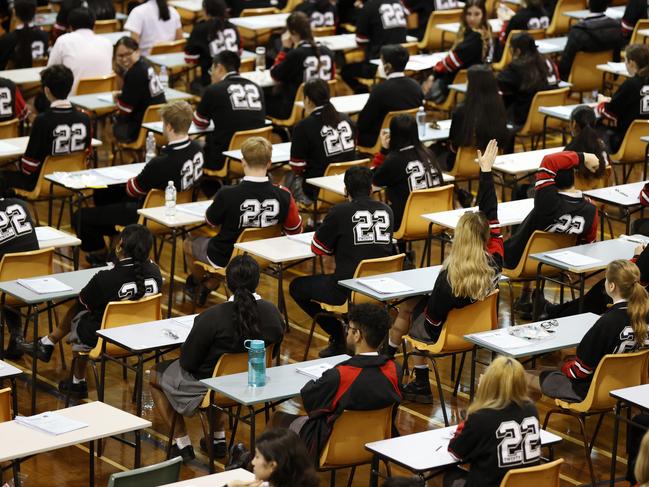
(0, 0, 48, 69)
(294, 0, 338, 28)
(0, 77, 29, 122)
(0, 197, 38, 256)
(356, 0, 408, 61)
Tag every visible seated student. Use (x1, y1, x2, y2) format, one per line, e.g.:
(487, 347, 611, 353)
(497, 0, 549, 53)
(340, 0, 407, 93)
(192, 51, 266, 187)
(538, 259, 649, 403)
(387, 140, 502, 403)
(497, 32, 560, 129)
(622, 0, 649, 41)
(267, 12, 335, 120)
(20, 224, 163, 398)
(372, 114, 444, 231)
(75, 101, 203, 266)
(124, 0, 183, 55)
(268, 303, 402, 457)
(0, 0, 49, 69)
(184, 137, 302, 297)
(558, 0, 624, 80)
(184, 0, 241, 91)
(288, 78, 356, 206)
(597, 43, 649, 153)
(289, 166, 395, 357)
(445, 356, 541, 487)
(356, 44, 423, 148)
(422, 0, 493, 104)
(112, 37, 166, 144)
(0, 77, 30, 123)
(404, 0, 459, 39)
(47, 7, 114, 95)
(150, 255, 284, 461)
(2, 65, 92, 192)
(294, 0, 338, 30)
(51, 0, 115, 42)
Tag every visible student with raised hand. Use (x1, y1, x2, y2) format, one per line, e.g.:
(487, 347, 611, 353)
(294, 0, 338, 30)
(184, 0, 241, 91)
(597, 43, 649, 153)
(445, 356, 541, 487)
(386, 140, 502, 403)
(538, 259, 649, 403)
(372, 114, 444, 231)
(151, 255, 285, 463)
(268, 11, 335, 119)
(0, 0, 49, 69)
(123, 0, 183, 55)
(288, 78, 356, 206)
(20, 224, 163, 399)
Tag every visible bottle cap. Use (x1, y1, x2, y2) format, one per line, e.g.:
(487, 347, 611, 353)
(244, 339, 265, 350)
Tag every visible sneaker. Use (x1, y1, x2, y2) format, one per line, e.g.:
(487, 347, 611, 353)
(19, 338, 54, 362)
(200, 437, 227, 458)
(288, 175, 313, 206)
(170, 444, 195, 464)
(318, 337, 347, 358)
(58, 379, 88, 399)
(85, 250, 109, 268)
(402, 380, 435, 404)
(3, 336, 24, 360)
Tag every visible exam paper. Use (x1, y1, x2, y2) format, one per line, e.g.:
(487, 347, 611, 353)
(296, 363, 334, 379)
(544, 250, 600, 267)
(287, 232, 314, 245)
(15, 411, 88, 435)
(96, 94, 114, 103)
(472, 330, 531, 349)
(177, 201, 211, 217)
(0, 141, 17, 153)
(18, 277, 73, 294)
(35, 226, 65, 241)
(357, 277, 413, 294)
(93, 166, 135, 181)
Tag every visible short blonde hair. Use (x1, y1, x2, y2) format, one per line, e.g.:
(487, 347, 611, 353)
(241, 137, 272, 168)
(160, 101, 193, 134)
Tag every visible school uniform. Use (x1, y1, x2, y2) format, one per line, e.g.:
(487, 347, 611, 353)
(193, 72, 266, 170)
(502, 6, 549, 43)
(434, 27, 491, 81)
(294, 0, 338, 28)
(0, 77, 29, 122)
(123, 0, 182, 55)
(0, 25, 49, 69)
(403, 0, 459, 36)
(184, 19, 241, 87)
(114, 58, 166, 143)
(622, 0, 649, 39)
(51, 0, 115, 40)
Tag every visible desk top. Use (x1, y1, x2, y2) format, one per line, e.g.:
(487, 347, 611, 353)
(437, 18, 501, 33)
(201, 355, 349, 406)
(531, 237, 637, 273)
(0, 401, 150, 462)
(0, 137, 102, 160)
(234, 233, 314, 263)
(330, 93, 369, 115)
(563, 5, 624, 19)
(307, 172, 454, 196)
(223, 142, 291, 163)
(0, 360, 22, 380)
(451, 80, 569, 94)
(584, 181, 644, 207)
(372, 52, 447, 73)
(229, 12, 289, 30)
(536, 36, 568, 55)
(37, 226, 82, 250)
(160, 469, 256, 486)
(143, 121, 214, 135)
(147, 50, 255, 69)
(70, 88, 192, 112)
(100, 31, 129, 45)
(239, 69, 277, 88)
(97, 314, 197, 352)
(169, 0, 202, 12)
(422, 198, 534, 230)
(0, 67, 43, 85)
(45, 163, 144, 190)
(138, 200, 211, 228)
(596, 62, 631, 78)
(493, 147, 564, 176)
(339, 266, 442, 302)
(318, 33, 417, 52)
(539, 103, 597, 122)
(610, 384, 649, 410)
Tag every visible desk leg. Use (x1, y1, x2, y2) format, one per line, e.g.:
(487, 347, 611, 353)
(89, 440, 95, 487)
(11, 377, 17, 417)
(577, 275, 585, 313)
(426, 222, 433, 267)
(625, 208, 631, 236)
(30, 305, 39, 414)
(167, 229, 178, 318)
(249, 405, 256, 453)
(369, 454, 379, 487)
(542, 116, 548, 149)
(134, 355, 144, 468)
(209, 391, 215, 474)
(609, 401, 621, 487)
(0, 293, 5, 358)
(600, 205, 605, 241)
(277, 264, 289, 332)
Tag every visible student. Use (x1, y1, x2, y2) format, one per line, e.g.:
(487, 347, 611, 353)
(497, 32, 559, 128)
(539, 259, 649, 402)
(404, 0, 459, 39)
(51, 0, 115, 41)
(268, 11, 335, 119)
(124, 0, 183, 55)
(597, 43, 649, 153)
(0, 0, 49, 69)
(184, 0, 241, 90)
(372, 114, 444, 230)
(356, 44, 424, 148)
(151, 255, 284, 461)
(20, 225, 163, 398)
(268, 304, 402, 457)
(192, 51, 266, 188)
(288, 78, 356, 205)
(499, 0, 549, 47)
(294, 0, 338, 30)
(76, 101, 203, 266)
(622, 0, 649, 41)
(340, 0, 408, 93)
(632, 428, 649, 486)
(0, 77, 30, 122)
(112, 37, 167, 143)
(2, 65, 92, 192)
(445, 356, 541, 487)
(564, 105, 608, 156)
(47, 7, 114, 95)
(558, 0, 624, 80)
(387, 140, 502, 402)
(289, 166, 395, 357)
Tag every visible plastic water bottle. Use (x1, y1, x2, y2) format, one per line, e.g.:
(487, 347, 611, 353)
(416, 106, 426, 139)
(244, 339, 266, 387)
(145, 132, 156, 162)
(141, 369, 155, 412)
(165, 180, 177, 217)
(255, 47, 266, 72)
(159, 66, 169, 90)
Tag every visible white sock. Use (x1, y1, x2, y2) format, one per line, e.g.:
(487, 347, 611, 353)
(214, 430, 226, 442)
(414, 364, 428, 369)
(72, 375, 86, 384)
(388, 339, 399, 348)
(175, 435, 192, 449)
(41, 336, 54, 347)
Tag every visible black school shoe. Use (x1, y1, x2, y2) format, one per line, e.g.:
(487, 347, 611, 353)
(318, 337, 347, 358)
(226, 442, 252, 471)
(3, 337, 24, 360)
(170, 444, 195, 464)
(19, 338, 54, 362)
(200, 437, 227, 458)
(401, 380, 435, 404)
(58, 379, 88, 399)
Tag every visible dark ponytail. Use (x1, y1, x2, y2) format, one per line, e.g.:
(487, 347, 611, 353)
(203, 0, 227, 38)
(566, 105, 607, 179)
(510, 32, 549, 92)
(287, 11, 323, 76)
(119, 224, 154, 300)
(226, 255, 262, 339)
(303, 78, 340, 127)
(155, 0, 170, 22)
(13, 0, 37, 68)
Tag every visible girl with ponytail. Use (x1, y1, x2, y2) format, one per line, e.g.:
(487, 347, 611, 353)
(0, 0, 49, 69)
(123, 0, 183, 55)
(150, 254, 285, 463)
(540, 259, 649, 402)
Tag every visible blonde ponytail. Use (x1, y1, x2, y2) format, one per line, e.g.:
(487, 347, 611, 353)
(606, 260, 649, 347)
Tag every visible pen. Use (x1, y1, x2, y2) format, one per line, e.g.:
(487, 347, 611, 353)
(614, 188, 630, 197)
(436, 445, 443, 451)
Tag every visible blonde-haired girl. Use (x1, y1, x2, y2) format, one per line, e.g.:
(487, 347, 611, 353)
(636, 430, 649, 487)
(387, 139, 503, 403)
(445, 356, 541, 487)
(540, 259, 649, 402)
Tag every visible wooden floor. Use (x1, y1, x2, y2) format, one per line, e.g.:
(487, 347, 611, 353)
(0, 143, 639, 487)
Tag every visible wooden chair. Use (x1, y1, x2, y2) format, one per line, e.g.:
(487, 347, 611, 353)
(447, 146, 480, 190)
(426, 69, 467, 118)
(401, 41, 419, 56)
(93, 19, 120, 33)
(546, 0, 586, 37)
(630, 19, 649, 45)
(317, 407, 394, 486)
(492, 29, 545, 72)
(402, 291, 499, 426)
(418, 8, 462, 52)
(303, 253, 406, 360)
(357, 108, 419, 156)
(281, 0, 303, 12)
(113, 103, 165, 164)
(499, 458, 564, 487)
(76, 74, 116, 95)
(543, 349, 649, 487)
(516, 87, 569, 151)
(107, 457, 182, 487)
(150, 39, 187, 55)
(0, 388, 11, 422)
(608, 120, 649, 183)
(313, 25, 336, 37)
(0, 118, 19, 139)
(502, 231, 576, 325)
(568, 50, 613, 99)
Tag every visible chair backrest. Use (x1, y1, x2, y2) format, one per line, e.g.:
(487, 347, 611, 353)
(313, 25, 336, 37)
(150, 39, 187, 54)
(611, 119, 649, 162)
(448, 146, 479, 180)
(360, 108, 420, 155)
(394, 184, 454, 240)
(76, 74, 116, 95)
(0, 247, 54, 285)
(519, 87, 569, 135)
(547, 0, 586, 36)
(137, 188, 194, 233)
(20, 152, 87, 200)
(318, 406, 394, 469)
(427, 69, 467, 114)
(273, 79, 336, 127)
(0, 118, 19, 138)
(93, 18, 120, 33)
(107, 457, 182, 487)
(0, 387, 12, 422)
(499, 458, 564, 487)
(241, 7, 279, 16)
(418, 8, 462, 51)
(493, 29, 545, 71)
(317, 158, 371, 208)
(631, 19, 649, 45)
(568, 50, 613, 94)
(351, 253, 406, 304)
(503, 231, 577, 278)
(401, 41, 419, 55)
(232, 225, 282, 270)
(128, 103, 166, 151)
(281, 0, 303, 12)
(224, 126, 274, 179)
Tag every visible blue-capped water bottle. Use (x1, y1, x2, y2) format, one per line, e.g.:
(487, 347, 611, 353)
(244, 339, 266, 387)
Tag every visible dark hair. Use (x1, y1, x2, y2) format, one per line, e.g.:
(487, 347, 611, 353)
(203, 0, 227, 35)
(13, 0, 37, 68)
(510, 32, 549, 92)
(347, 303, 391, 349)
(459, 0, 491, 58)
(14, 0, 36, 22)
(287, 11, 323, 77)
(564, 105, 607, 180)
(114, 35, 139, 55)
(380, 44, 409, 72)
(388, 114, 443, 186)
(344, 165, 373, 198)
(588, 0, 607, 13)
(69, 7, 96, 30)
(0, 176, 17, 199)
(255, 429, 319, 487)
(40, 64, 74, 100)
(155, 0, 171, 21)
(456, 64, 509, 150)
(303, 78, 340, 127)
(225, 254, 262, 340)
(213, 50, 241, 72)
(382, 478, 425, 487)
(524, 0, 544, 7)
(119, 224, 154, 300)
(627, 43, 649, 80)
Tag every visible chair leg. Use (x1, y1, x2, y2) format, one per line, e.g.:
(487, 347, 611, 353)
(508, 280, 515, 326)
(227, 405, 243, 452)
(452, 352, 466, 397)
(65, 355, 77, 408)
(166, 411, 178, 459)
(303, 316, 319, 361)
(589, 413, 605, 452)
(576, 414, 597, 486)
(430, 358, 449, 426)
(329, 470, 335, 487)
(346, 466, 356, 487)
(89, 361, 104, 456)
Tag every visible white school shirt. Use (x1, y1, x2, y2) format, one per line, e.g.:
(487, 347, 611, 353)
(47, 28, 113, 95)
(124, 0, 182, 55)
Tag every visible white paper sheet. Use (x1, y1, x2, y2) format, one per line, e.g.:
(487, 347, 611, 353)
(544, 250, 601, 267)
(176, 201, 211, 217)
(0, 141, 17, 153)
(357, 277, 413, 294)
(15, 412, 88, 435)
(18, 277, 73, 294)
(96, 94, 114, 103)
(473, 330, 531, 349)
(173, 314, 197, 329)
(296, 363, 334, 379)
(287, 232, 314, 245)
(35, 226, 65, 241)
(93, 166, 135, 181)
(607, 61, 627, 71)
